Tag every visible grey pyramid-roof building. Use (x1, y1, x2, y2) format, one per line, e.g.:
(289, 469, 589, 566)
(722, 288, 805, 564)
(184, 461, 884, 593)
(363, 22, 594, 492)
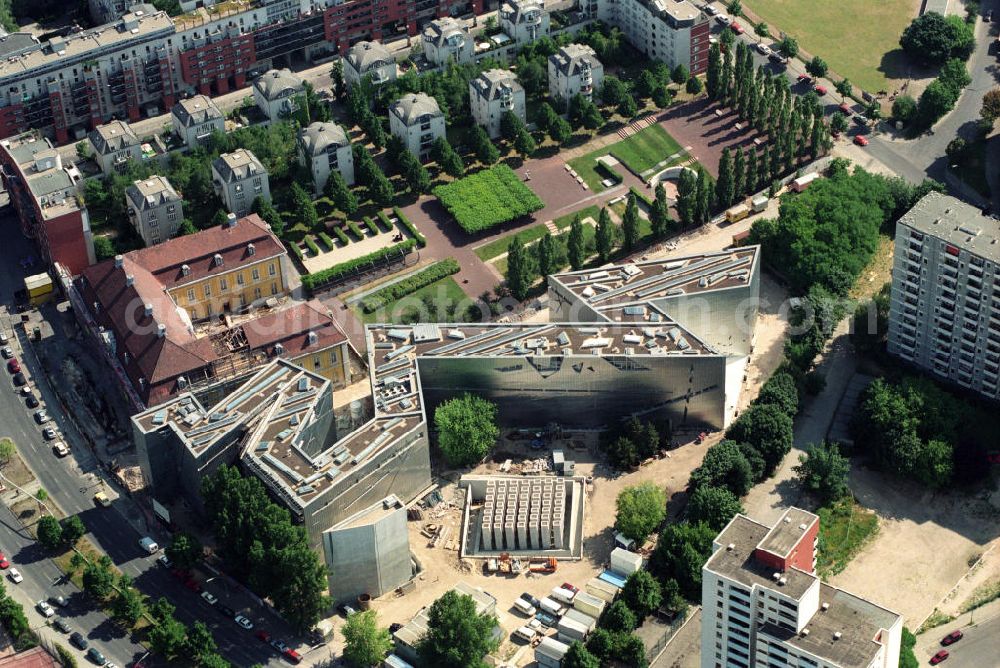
(299, 122, 350, 157)
(89, 120, 138, 155)
(346, 41, 393, 72)
(212, 149, 265, 183)
(126, 176, 180, 211)
(471, 69, 523, 101)
(390, 93, 442, 125)
(172, 95, 223, 128)
(254, 68, 304, 101)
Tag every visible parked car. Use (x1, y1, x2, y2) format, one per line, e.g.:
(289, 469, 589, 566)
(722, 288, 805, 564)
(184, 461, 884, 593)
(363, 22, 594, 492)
(7, 358, 19, 373)
(34, 410, 49, 424)
(235, 615, 254, 630)
(255, 630, 271, 643)
(13, 372, 26, 386)
(42, 427, 56, 441)
(25, 394, 38, 408)
(769, 51, 788, 65)
(940, 630, 963, 646)
(51, 595, 68, 608)
(520, 592, 541, 609)
(561, 582, 580, 595)
(930, 650, 949, 665)
(705, 3, 718, 14)
(93, 492, 111, 508)
(156, 554, 171, 568)
(270, 639, 288, 652)
(814, 85, 827, 95)
(339, 604, 357, 618)
(715, 13, 730, 25)
(730, 21, 744, 34)
(53, 618, 72, 633)
(52, 441, 69, 457)
(756, 43, 771, 56)
(201, 591, 218, 606)
(1, 347, 12, 359)
(853, 114, 868, 126)
(70, 631, 88, 649)
(0, 553, 9, 569)
(853, 135, 869, 147)
(797, 73, 811, 84)
(86, 646, 107, 665)
(8, 568, 22, 583)
(217, 604, 236, 618)
(283, 648, 302, 664)
(838, 102, 852, 115)
(36, 600, 54, 617)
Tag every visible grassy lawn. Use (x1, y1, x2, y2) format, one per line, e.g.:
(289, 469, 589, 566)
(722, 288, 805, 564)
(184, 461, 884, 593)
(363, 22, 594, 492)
(568, 149, 625, 193)
(608, 124, 683, 176)
(352, 276, 469, 324)
(745, 0, 917, 92)
(475, 223, 549, 261)
(816, 498, 879, 578)
(849, 234, 894, 301)
(553, 204, 601, 229)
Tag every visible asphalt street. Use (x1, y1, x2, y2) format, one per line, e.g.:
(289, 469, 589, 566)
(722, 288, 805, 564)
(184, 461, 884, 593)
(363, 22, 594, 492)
(929, 614, 1000, 668)
(0, 209, 291, 667)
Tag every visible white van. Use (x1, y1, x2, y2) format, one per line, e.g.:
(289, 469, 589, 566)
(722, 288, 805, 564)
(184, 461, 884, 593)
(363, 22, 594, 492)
(513, 626, 537, 642)
(513, 598, 536, 617)
(539, 597, 564, 617)
(139, 537, 159, 554)
(550, 587, 576, 605)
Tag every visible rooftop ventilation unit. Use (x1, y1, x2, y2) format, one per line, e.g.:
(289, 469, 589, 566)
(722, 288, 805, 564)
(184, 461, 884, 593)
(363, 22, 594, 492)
(821, 602, 830, 611)
(225, 212, 237, 227)
(125, 274, 134, 287)
(726, 543, 735, 551)
(114, 255, 124, 268)
(156, 324, 166, 338)
(181, 264, 190, 276)
(801, 629, 810, 637)
(833, 632, 842, 640)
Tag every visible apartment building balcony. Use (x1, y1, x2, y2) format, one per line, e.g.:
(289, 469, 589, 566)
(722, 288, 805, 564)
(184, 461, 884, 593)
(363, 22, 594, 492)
(908, 240, 923, 253)
(523, 11, 542, 24)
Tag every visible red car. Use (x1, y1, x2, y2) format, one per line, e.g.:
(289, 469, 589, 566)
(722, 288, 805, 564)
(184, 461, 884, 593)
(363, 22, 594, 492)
(730, 22, 744, 34)
(797, 74, 812, 84)
(930, 649, 949, 665)
(0, 553, 8, 569)
(7, 359, 19, 373)
(255, 630, 271, 643)
(814, 85, 828, 96)
(183, 578, 202, 593)
(853, 135, 869, 147)
(283, 648, 301, 664)
(940, 630, 963, 646)
(839, 103, 852, 114)
(561, 582, 579, 594)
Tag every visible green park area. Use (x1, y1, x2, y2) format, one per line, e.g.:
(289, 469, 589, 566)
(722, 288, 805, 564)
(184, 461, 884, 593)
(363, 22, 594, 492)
(433, 164, 544, 234)
(746, 0, 916, 92)
(569, 124, 685, 192)
(816, 498, 879, 578)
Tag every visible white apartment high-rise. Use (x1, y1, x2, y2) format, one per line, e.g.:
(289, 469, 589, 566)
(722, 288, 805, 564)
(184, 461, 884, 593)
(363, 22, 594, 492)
(887, 192, 1000, 400)
(701, 508, 902, 668)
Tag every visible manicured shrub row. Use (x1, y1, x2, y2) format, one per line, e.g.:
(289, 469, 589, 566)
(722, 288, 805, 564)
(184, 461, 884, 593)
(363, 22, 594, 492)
(364, 217, 380, 235)
(334, 227, 350, 245)
(318, 232, 336, 251)
(629, 186, 653, 208)
(432, 164, 544, 234)
(347, 221, 364, 241)
(360, 259, 461, 313)
(287, 241, 304, 260)
(301, 240, 417, 291)
(376, 211, 394, 232)
(392, 207, 426, 247)
(303, 236, 321, 256)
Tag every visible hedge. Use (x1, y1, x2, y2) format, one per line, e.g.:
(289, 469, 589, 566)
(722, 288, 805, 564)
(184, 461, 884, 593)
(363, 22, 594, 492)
(347, 221, 365, 241)
(334, 227, 350, 245)
(318, 232, 336, 251)
(360, 259, 461, 313)
(301, 239, 417, 291)
(629, 186, 654, 208)
(303, 236, 321, 256)
(376, 211, 394, 232)
(287, 241, 304, 260)
(432, 164, 544, 234)
(364, 216, 380, 235)
(393, 207, 427, 247)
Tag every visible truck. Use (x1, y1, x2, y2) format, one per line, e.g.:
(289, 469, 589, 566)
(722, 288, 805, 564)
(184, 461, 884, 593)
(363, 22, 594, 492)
(725, 204, 750, 223)
(751, 195, 769, 212)
(139, 537, 159, 554)
(529, 557, 557, 574)
(791, 172, 820, 193)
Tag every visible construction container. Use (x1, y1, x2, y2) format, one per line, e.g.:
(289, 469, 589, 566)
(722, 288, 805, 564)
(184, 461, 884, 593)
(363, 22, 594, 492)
(564, 608, 597, 630)
(535, 636, 569, 668)
(557, 615, 590, 643)
(572, 591, 606, 618)
(25, 272, 53, 305)
(751, 195, 769, 212)
(550, 586, 576, 605)
(539, 597, 565, 617)
(791, 172, 820, 193)
(725, 204, 750, 223)
(585, 577, 619, 603)
(610, 547, 643, 577)
(383, 655, 415, 668)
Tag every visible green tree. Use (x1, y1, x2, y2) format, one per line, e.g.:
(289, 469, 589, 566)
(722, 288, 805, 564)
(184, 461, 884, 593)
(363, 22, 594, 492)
(726, 0, 742, 17)
(290, 183, 319, 230)
(601, 76, 628, 107)
(899, 627, 919, 668)
(562, 641, 600, 668)
(198, 653, 231, 668)
(538, 102, 560, 131)
(343, 610, 392, 667)
(150, 615, 188, 658)
(621, 193, 641, 252)
(690, 440, 755, 495)
(271, 544, 329, 633)
(939, 57, 971, 95)
(830, 111, 849, 135)
(732, 148, 746, 198)
(505, 234, 534, 301)
(251, 196, 284, 237)
(676, 168, 697, 226)
(636, 71, 659, 99)
(516, 57, 547, 96)
(618, 633, 648, 668)
(615, 482, 667, 543)
(650, 183, 670, 238)
(621, 570, 662, 619)
(567, 215, 587, 270)
(686, 76, 703, 95)
(834, 79, 853, 102)
(184, 621, 217, 661)
(368, 170, 395, 206)
(166, 533, 203, 572)
(61, 515, 86, 546)
(707, 43, 722, 100)
(600, 600, 636, 632)
(82, 556, 116, 600)
(330, 60, 345, 98)
(900, 12, 973, 65)
(617, 94, 638, 119)
(649, 521, 716, 600)
(892, 93, 916, 123)
(432, 137, 465, 178)
(671, 63, 689, 85)
(323, 171, 359, 216)
(778, 36, 799, 59)
(550, 117, 574, 145)
(111, 584, 145, 628)
(595, 207, 616, 262)
(37, 515, 63, 550)
(695, 168, 714, 223)
(980, 88, 1000, 123)
(434, 394, 500, 467)
(915, 79, 957, 130)
(93, 236, 116, 261)
(536, 233, 559, 278)
(687, 486, 744, 530)
(805, 56, 828, 79)
(403, 153, 433, 194)
(607, 435, 640, 471)
(212, 209, 231, 229)
(0, 440, 14, 465)
(755, 21, 770, 38)
(726, 403, 793, 476)
(756, 371, 799, 417)
(150, 597, 176, 623)
(469, 126, 500, 165)
(417, 590, 499, 668)
(652, 86, 673, 109)
(715, 148, 735, 208)
(513, 128, 536, 158)
(794, 442, 850, 504)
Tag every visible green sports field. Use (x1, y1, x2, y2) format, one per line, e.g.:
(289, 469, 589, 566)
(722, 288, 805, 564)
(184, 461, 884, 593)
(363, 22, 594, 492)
(746, 0, 918, 93)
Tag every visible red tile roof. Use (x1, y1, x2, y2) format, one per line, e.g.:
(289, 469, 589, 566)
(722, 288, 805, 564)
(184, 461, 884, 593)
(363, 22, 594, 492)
(127, 213, 284, 289)
(0, 647, 58, 668)
(243, 300, 347, 356)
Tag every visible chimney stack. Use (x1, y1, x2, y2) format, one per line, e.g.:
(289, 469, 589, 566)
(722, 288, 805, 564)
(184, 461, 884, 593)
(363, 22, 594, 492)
(114, 254, 124, 269)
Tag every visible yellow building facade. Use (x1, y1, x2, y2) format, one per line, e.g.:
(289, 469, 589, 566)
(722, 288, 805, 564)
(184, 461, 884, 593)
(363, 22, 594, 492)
(168, 256, 287, 321)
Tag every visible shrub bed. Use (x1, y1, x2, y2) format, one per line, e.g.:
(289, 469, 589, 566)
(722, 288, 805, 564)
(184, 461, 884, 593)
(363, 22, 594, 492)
(287, 241, 304, 260)
(303, 236, 321, 256)
(629, 186, 654, 208)
(301, 240, 417, 291)
(360, 259, 461, 313)
(432, 164, 544, 234)
(318, 232, 336, 251)
(393, 207, 427, 247)
(334, 227, 350, 245)
(375, 211, 394, 232)
(364, 217, 380, 235)
(347, 221, 365, 241)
